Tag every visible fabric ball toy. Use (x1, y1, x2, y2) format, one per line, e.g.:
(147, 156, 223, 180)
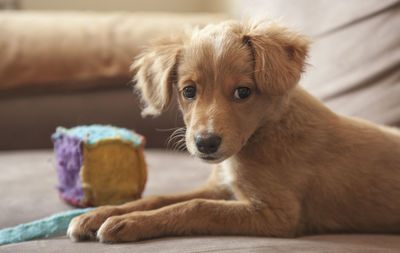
(51, 125, 147, 207)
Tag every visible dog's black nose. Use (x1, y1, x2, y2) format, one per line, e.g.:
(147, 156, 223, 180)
(195, 134, 222, 154)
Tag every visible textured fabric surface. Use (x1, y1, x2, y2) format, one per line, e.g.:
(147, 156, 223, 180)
(2, 235, 400, 253)
(0, 150, 399, 252)
(0, 208, 95, 246)
(0, 11, 226, 91)
(52, 125, 146, 206)
(240, 0, 400, 126)
(52, 133, 85, 205)
(53, 125, 144, 147)
(81, 140, 146, 206)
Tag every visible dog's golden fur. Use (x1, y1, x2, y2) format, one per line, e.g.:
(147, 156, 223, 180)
(68, 20, 400, 243)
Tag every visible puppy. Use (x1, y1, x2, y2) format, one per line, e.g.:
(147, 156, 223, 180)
(68, 20, 400, 243)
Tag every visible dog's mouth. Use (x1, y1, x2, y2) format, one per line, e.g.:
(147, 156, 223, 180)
(198, 154, 226, 164)
(201, 155, 218, 161)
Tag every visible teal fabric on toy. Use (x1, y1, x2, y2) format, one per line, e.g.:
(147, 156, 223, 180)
(53, 125, 143, 147)
(0, 207, 95, 246)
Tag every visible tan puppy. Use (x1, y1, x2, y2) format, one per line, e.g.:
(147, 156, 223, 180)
(68, 20, 400, 243)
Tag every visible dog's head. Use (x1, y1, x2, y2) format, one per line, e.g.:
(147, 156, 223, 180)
(133, 20, 310, 163)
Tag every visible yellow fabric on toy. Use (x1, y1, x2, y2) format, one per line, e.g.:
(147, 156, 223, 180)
(80, 139, 147, 206)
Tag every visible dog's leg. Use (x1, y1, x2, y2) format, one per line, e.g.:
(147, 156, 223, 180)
(68, 184, 231, 241)
(97, 198, 300, 243)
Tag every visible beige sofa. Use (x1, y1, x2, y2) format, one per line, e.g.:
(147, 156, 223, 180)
(1, 1, 399, 251)
(1, 150, 400, 252)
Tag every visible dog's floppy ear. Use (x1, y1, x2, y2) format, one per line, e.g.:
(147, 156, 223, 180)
(132, 37, 183, 117)
(242, 21, 310, 95)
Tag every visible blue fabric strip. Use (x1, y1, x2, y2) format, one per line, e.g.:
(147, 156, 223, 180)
(0, 207, 95, 246)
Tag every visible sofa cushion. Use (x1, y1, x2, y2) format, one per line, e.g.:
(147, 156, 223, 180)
(0, 11, 226, 92)
(239, 0, 400, 126)
(1, 150, 399, 252)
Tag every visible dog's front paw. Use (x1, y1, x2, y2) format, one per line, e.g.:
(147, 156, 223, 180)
(67, 206, 120, 242)
(96, 215, 148, 243)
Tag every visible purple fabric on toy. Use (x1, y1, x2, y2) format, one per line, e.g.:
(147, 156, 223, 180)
(52, 133, 85, 205)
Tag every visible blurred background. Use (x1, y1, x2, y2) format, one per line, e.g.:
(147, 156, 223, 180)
(0, 0, 399, 150)
(0, 0, 237, 13)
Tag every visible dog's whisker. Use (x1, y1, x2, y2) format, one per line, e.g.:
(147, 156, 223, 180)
(169, 133, 186, 138)
(167, 132, 185, 143)
(171, 137, 186, 143)
(174, 140, 186, 148)
(176, 142, 187, 152)
(167, 135, 185, 145)
(156, 127, 183, 132)
(173, 139, 187, 151)
(173, 139, 186, 151)
(168, 139, 183, 151)
(166, 127, 187, 151)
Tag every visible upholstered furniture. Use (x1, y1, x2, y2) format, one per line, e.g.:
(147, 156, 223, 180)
(1, 1, 399, 251)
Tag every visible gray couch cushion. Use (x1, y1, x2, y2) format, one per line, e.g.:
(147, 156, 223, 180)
(240, 0, 400, 126)
(1, 150, 399, 252)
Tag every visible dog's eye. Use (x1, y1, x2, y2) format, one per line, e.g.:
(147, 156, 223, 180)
(182, 86, 196, 100)
(233, 87, 251, 100)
